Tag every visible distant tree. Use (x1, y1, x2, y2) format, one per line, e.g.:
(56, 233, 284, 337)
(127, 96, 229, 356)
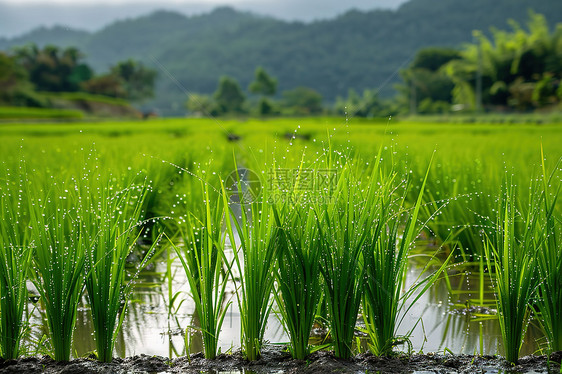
(81, 74, 127, 98)
(249, 67, 278, 116)
(0, 51, 44, 107)
(334, 89, 386, 117)
(186, 93, 219, 116)
(9, 45, 156, 103)
(532, 73, 557, 107)
(281, 87, 323, 115)
(110, 59, 157, 102)
(12, 44, 93, 92)
(249, 67, 277, 96)
(214, 76, 246, 114)
(256, 97, 277, 116)
(0, 52, 28, 93)
(411, 47, 461, 72)
(60, 47, 93, 91)
(446, 12, 562, 110)
(508, 78, 535, 110)
(68, 63, 94, 91)
(417, 98, 452, 114)
(396, 47, 459, 114)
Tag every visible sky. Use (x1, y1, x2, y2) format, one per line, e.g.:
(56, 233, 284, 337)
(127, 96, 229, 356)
(0, 0, 409, 38)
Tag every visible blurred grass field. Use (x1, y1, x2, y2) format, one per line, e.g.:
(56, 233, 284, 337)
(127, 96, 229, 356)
(0, 107, 84, 120)
(1, 117, 560, 176)
(3, 117, 560, 221)
(1, 117, 560, 216)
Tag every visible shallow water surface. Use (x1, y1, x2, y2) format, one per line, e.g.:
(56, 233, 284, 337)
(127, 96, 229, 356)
(29, 248, 544, 360)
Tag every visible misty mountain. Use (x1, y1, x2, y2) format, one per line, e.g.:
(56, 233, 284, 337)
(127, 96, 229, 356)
(0, 0, 407, 38)
(0, 25, 90, 50)
(1, 0, 562, 116)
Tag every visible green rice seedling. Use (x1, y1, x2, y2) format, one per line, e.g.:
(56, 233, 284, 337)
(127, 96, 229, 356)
(362, 157, 453, 356)
(484, 179, 542, 364)
(314, 160, 375, 359)
(362, 169, 411, 356)
(535, 152, 562, 353)
(157, 160, 223, 319)
(223, 168, 279, 361)
(172, 177, 230, 359)
(148, 155, 235, 272)
(273, 202, 323, 360)
(0, 164, 32, 359)
(28, 179, 86, 361)
(81, 177, 158, 362)
(419, 160, 496, 263)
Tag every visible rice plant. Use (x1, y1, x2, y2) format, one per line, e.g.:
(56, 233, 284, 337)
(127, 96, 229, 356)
(362, 158, 453, 356)
(28, 179, 86, 361)
(81, 177, 157, 362)
(172, 178, 230, 359)
(484, 179, 541, 364)
(535, 152, 562, 353)
(273, 203, 323, 360)
(0, 164, 32, 359)
(362, 166, 412, 356)
(420, 160, 496, 263)
(224, 169, 279, 361)
(314, 161, 373, 359)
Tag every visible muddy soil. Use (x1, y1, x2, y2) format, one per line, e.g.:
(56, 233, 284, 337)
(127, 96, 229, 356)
(1, 346, 560, 373)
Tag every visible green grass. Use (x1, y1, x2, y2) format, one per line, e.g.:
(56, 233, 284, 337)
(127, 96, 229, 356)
(43, 92, 131, 107)
(421, 160, 496, 262)
(404, 112, 562, 125)
(0, 106, 84, 120)
(361, 155, 417, 356)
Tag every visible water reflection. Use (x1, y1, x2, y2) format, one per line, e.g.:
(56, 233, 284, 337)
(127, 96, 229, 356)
(398, 262, 543, 357)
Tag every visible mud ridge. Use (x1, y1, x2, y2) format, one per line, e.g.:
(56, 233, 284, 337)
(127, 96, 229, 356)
(1, 346, 560, 373)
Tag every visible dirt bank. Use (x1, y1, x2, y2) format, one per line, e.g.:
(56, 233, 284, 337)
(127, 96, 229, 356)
(0, 346, 560, 373)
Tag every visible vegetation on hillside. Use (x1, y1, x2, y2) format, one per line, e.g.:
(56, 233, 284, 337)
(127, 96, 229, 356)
(0, 45, 156, 116)
(1, 0, 562, 115)
(185, 67, 324, 117)
(180, 13, 562, 118)
(398, 13, 562, 114)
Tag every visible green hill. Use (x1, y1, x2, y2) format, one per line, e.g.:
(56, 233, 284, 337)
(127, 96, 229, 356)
(1, 0, 562, 116)
(0, 26, 89, 50)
